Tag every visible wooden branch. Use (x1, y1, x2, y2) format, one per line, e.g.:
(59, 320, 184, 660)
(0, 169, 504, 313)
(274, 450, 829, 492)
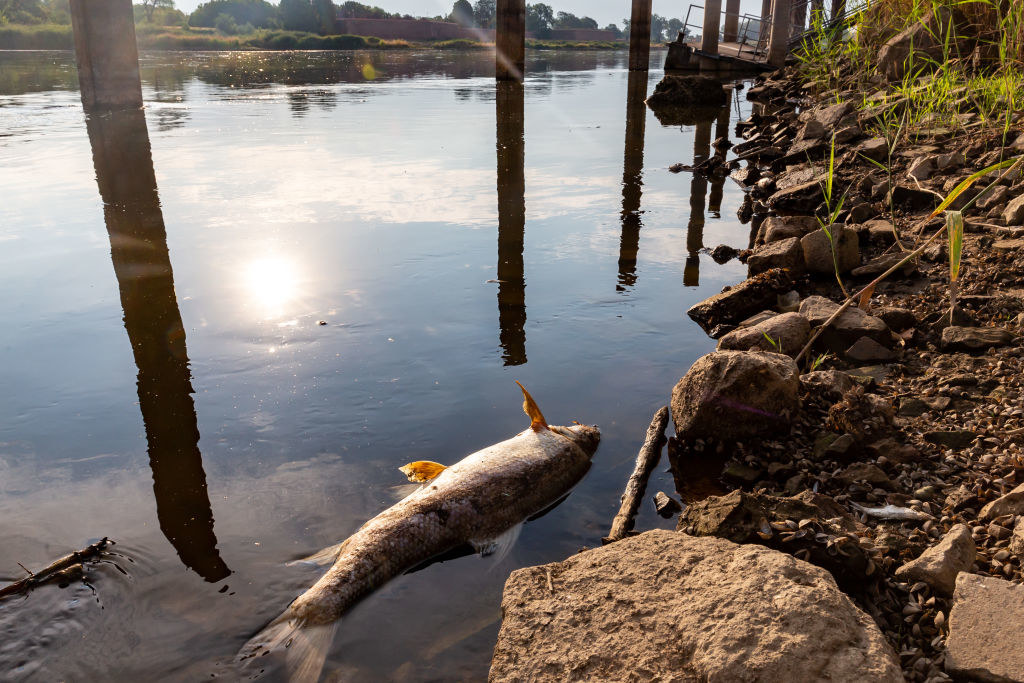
(0, 537, 111, 600)
(603, 406, 670, 544)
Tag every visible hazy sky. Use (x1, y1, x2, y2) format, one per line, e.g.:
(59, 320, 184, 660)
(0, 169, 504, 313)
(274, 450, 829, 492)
(172, 0, 766, 28)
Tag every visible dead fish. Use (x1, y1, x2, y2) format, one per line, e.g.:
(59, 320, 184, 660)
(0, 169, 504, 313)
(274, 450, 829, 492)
(849, 502, 933, 521)
(238, 382, 600, 681)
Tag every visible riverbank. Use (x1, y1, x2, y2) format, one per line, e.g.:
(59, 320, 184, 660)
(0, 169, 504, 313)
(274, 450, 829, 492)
(489, 7, 1024, 681)
(0, 23, 626, 51)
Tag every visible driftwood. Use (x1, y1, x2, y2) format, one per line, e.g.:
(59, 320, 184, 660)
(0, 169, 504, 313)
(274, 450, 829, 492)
(0, 537, 111, 599)
(603, 406, 670, 544)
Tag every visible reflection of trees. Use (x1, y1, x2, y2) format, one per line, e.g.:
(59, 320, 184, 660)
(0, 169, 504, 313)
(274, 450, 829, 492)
(617, 70, 647, 292)
(85, 108, 230, 584)
(495, 80, 526, 366)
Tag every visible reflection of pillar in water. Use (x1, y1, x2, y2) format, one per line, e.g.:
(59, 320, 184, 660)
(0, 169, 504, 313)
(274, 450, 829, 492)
(617, 70, 648, 291)
(685, 118, 714, 287)
(495, 81, 527, 366)
(86, 110, 230, 583)
(707, 105, 731, 216)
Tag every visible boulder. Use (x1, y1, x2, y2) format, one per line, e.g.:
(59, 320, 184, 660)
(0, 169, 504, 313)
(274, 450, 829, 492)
(907, 155, 936, 181)
(877, 306, 917, 331)
(757, 215, 819, 244)
(851, 252, 915, 278)
(945, 573, 1024, 682)
(489, 530, 902, 683)
(646, 76, 727, 125)
(800, 368, 857, 400)
(801, 225, 860, 274)
(893, 524, 976, 596)
(670, 351, 799, 440)
(687, 268, 795, 335)
(977, 184, 1010, 212)
(747, 237, 805, 275)
(800, 100, 856, 131)
(799, 295, 891, 349)
(845, 336, 896, 363)
(979, 483, 1024, 521)
(941, 326, 1014, 352)
(768, 178, 830, 214)
(1011, 518, 1024, 559)
(888, 184, 937, 211)
(857, 137, 888, 162)
(717, 312, 811, 356)
(877, 7, 961, 81)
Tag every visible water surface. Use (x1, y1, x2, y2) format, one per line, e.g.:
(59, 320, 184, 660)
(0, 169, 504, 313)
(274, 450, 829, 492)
(0, 48, 750, 681)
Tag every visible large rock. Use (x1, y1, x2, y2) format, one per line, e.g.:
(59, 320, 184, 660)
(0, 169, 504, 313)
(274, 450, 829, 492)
(877, 7, 961, 81)
(894, 524, 976, 596)
(801, 225, 861, 274)
(747, 236, 805, 276)
(717, 312, 810, 356)
(1004, 194, 1024, 225)
(489, 530, 902, 683)
(768, 178, 828, 214)
(646, 76, 727, 125)
(980, 483, 1024, 521)
(799, 295, 891, 349)
(671, 351, 799, 440)
(1011, 518, 1024, 559)
(757, 215, 819, 244)
(941, 326, 1015, 352)
(946, 573, 1024, 682)
(687, 268, 795, 335)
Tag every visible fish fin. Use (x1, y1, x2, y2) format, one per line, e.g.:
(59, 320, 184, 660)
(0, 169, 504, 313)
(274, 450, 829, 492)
(388, 483, 423, 501)
(285, 539, 349, 568)
(515, 381, 548, 432)
(237, 615, 338, 683)
(470, 523, 521, 566)
(398, 461, 447, 483)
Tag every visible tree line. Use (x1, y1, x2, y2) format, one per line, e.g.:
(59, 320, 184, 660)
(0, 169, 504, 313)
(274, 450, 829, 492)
(0, 0, 687, 42)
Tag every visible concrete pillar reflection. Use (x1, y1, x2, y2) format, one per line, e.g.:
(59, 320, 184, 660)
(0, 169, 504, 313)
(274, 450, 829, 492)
(495, 81, 527, 366)
(86, 109, 230, 583)
(69, 0, 143, 111)
(707, 105, 731, 216)
(628, 0, 653, 71)
(686, 118, 714, 287)
(618, 70, 648, 291)
(496, 0, 525, 81)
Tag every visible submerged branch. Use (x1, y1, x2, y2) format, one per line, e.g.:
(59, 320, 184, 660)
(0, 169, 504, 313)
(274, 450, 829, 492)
(0, 537, 111, 600)
(603, 406, 670, 544)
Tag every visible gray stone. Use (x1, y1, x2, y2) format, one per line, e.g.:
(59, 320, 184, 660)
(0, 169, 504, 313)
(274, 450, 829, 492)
(1003, 193, 1024, 225)
(800, 369, 856, 400)
(857, 137, 888, 162)
(1011, 518, 1024, 559)
(717, 312, 811, 356)
(799, 295, 891, 349)
(777, 290, 800, 312)
(878, 306, 917, 331)
(907, 155, 936, 181)
(687, 269, 795, 335)
(979, 483, 1024, 521)
(768, 179, 829, 214)
(851, 253, 915, 279)
(945, 573, 1024, 682)
(941, 326, 1014, 352)
(489, 530, 902, 683)
(800, 101, 856, 130)
(994, 238, 1024, 252)
(863, 218, 897, 244)
(877, 7, 960, 81)
(670, 351, 799, 441)
(845, 336, 896, 363)
(747, 237, 805, 276)
(737, 310, 777, 328)
(935, 152, 965, 171)
(653, 491, 681, 518)
(924, 430, 977, 449)
(801, 225, 860, 274)
(759, 215, 819, 244)
(893, 524, 975, 596)
(977, 184, 1010, 212)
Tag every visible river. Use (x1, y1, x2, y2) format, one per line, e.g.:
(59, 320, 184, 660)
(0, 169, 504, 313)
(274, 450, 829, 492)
(0, 48, 750, 681)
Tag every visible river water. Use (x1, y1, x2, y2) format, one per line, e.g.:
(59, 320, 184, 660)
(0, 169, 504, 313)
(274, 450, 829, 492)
(0, 49, 750, 681)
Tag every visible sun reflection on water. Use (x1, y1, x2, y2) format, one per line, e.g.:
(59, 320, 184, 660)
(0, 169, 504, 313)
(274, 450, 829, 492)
(243, 256, 302, 320)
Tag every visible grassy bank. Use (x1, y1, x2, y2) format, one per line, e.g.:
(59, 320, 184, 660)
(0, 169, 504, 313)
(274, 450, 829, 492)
(0, 23, 627, 51)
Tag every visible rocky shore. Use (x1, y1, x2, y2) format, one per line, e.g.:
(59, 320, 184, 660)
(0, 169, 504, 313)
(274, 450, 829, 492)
(488, 57, 1024, 683)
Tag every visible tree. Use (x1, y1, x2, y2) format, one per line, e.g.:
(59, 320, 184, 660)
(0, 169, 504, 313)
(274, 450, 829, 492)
(313, 0, 334, 33)
(449, 0, 472, 26)
(603, 23, 621, 38)
(650, 13, 667, 42)
(0, 0, 49, 24)
(472, 0, 493, 28)
(553, 11, 596, 29)
(526, 3, 552, 37)
(666, 17, 685, 41)
(139, 0, 174, 22)
(280, 0, 318, 31)
(189, 0, 277, 28)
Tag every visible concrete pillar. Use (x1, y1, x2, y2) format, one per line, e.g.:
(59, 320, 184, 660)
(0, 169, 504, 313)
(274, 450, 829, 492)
(701, 0, 723, 60)
(760, 0, 773, 44)
(768, 0, 793, 67)
(628, 0, 653, 71)
(723, 0, 741, 42)
(86, 108, 229, 583)
(496, 0, 525, 81)
(69, 0, 143, 111)
(618, 70, 648, 290)
(792, 0, 808, 37)
(495, 81, 526, 364)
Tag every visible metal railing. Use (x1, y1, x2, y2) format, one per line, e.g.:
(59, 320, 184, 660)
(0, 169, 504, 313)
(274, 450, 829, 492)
(682, 4, 771, 61)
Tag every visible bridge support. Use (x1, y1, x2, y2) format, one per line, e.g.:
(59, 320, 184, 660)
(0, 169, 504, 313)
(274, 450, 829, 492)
(69, 0, 142, 111)
(628, 0, 653, 70)
(496, 0, 525, 81)
(723, 0, 741, 42)
(700, 0, 722, 70)
(767, 0, 793, 67)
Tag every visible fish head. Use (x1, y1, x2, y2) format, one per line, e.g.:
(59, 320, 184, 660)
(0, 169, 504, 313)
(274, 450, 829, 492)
(561, 423, 600, 458)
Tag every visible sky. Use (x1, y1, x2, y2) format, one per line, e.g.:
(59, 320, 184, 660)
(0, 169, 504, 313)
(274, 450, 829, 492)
(171, 0, 766, 28)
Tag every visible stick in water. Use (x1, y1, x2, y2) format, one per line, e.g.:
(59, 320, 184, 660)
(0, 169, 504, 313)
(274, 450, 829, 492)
(0, 537, 111, 599)
(603, 406, 670, 544)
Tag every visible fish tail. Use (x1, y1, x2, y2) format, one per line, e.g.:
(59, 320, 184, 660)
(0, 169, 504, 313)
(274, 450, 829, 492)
(238, 613, 338, 683)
